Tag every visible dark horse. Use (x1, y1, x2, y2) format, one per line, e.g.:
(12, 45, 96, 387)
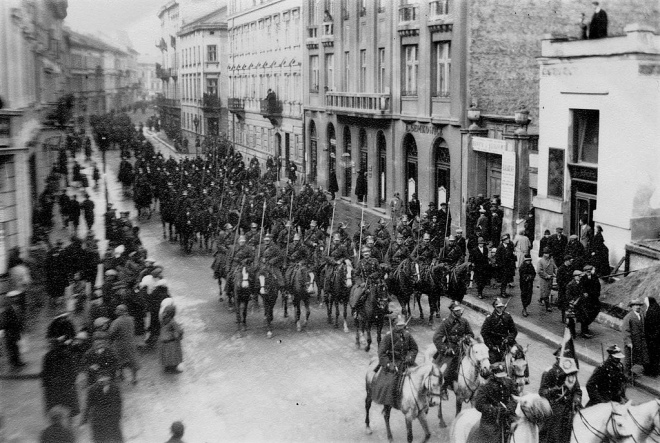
(232, 266, 254, 331)
(352, 278, 390, 352)
(445, 262, 473, 303)
(323, 259, 353, 332)
(412, 261, 446, 325)
(254, 264, 280, 338)
(285, 262, 315, 332)
(386, 259, 417, 320)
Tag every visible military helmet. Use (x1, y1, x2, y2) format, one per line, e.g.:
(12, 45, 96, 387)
(293, 233, 301, 241)
(361, 246, 371, 254)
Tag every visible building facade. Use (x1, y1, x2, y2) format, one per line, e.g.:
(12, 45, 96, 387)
(228, 0, 304, 177)
(66, 30, 109, 118)
(157, 1, 182, 143)
(0, 0, 69, 271)
(303, 0, 467, 224)
(137, 61, 163, 100)
(536, 25, 660, 269)
(178, 7, 228, 154)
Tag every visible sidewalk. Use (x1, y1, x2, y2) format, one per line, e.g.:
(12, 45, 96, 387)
(0, 146, 134, 380)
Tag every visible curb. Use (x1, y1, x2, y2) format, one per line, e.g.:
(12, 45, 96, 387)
(461, 297, 660, 398)
(0, 372, 41, 381)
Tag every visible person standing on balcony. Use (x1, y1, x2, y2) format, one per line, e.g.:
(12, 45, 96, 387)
(588, 1, 608, 39)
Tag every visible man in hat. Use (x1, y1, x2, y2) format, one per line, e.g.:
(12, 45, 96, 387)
(407, 193, 420, 219)
(495, 234, 516, 297)
(374, 218, 391, 252)
(0, 291, 26, 368)
(548, 227, 568, 265)
(260, 234, 285, 288)
(232, 235, 255, 268)
(352, 246, 383, 315)
(454, 228, 467, 257)
(539, 229, 552, 257)
(474, 362, 518, 443)
(412, 233, 436, 266)
(396, 215, 413, 239)
(469, 237, 491, 299)
(425, 201, 439, 221)
(556, 255, 574, 323)
(622, 298, 649, 381)
(537, 247, 557, 312)
(386, 233, 410, 270)
(566, 234, 586, 270)
(576, 265, 600, 338)
(303, 220, 327, 254)
(434, 301, 474, 400)
(489, 208, 502, 248)
(108, 304, 140, 384)
(588, 1, 608, 39)
(476, 207, 490, 242)
(81, 193, 95, 230)
(438, 202, 452, 238)
(324, 234, 352, 294)
(585, 345, 627, 407)
(539, 354, 582, 443)
(374, 314, 418, 407)
(519, 254, 536, 317)
(565, 270, 586, 338)
(334, 221, 352, 251)
(288, 233, 309, 266)
(441, 235, 464, 267)
(481, 298, 518, 364)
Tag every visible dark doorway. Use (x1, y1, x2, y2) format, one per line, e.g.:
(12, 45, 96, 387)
(342, 127, 352, 197)
(433, 137, 450, 205)
(327, 123, 336, 187)
(571, 180, 597, 236)
(377, 131, 386, 207)
(403, 133, 418, 204)
(309, 120, 317, 184)
(275, 132, 282, 180)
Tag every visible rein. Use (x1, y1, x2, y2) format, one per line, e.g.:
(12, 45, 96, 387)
(572, 404, 638, 443)
(458, 343, 482, 403)
(629, 407, 660, 442)
(405, 365, 442, 414)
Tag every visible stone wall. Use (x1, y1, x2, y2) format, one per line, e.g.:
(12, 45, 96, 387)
(467, 0, 660, 130)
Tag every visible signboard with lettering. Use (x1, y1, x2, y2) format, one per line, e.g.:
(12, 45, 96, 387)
(501, 150, 516, 209)
(404, 123, 443, 136)
(472, 137, 506, 155)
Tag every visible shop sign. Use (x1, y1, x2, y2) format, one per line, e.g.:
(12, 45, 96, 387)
(567, 163, 598, 182)
(501, 150, 516, 209)
(404, 123, 442, 136)
(472, 137, 505, 155)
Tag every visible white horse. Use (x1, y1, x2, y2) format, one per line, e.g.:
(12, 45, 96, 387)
(451, 393, 552, 443)
(425, 337, 491, 428)
(570, 401, 636, 443)
(364, 357, 443, 443)
(626, 399, 660, 443)
(504, 343, 529, 390)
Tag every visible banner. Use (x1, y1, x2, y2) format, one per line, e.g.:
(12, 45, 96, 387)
(501, 149, 516, 209)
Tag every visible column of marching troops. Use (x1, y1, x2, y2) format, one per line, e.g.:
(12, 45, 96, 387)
(87, 117, 634, 443)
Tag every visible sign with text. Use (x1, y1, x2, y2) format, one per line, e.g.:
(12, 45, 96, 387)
(472, 137, 505, 155)
(501, 149, 516, 209)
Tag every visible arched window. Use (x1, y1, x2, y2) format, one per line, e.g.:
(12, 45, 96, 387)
(342, 126, 352, 197)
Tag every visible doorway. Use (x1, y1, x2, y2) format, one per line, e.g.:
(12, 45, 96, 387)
(433, 137, 450, 205)
(377, 131, 386, 207)
(403, 133, 418, 204)
(342, 127, 352, 197)
(274, 132, 282, 180)
(571, 180, 597, 235)
(309, 120, 317, 183)
(327, 123, 336, 186)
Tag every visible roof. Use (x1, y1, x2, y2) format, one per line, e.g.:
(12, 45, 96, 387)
(178, 6, 228, 36)
(66, 29, 131, 55)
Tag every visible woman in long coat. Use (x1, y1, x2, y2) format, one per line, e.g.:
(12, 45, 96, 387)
(159, 304, 184, 373)
(41, 339, 80, 418)
(644, 297, 660, 377)
(108, 305, 139, 383)
(83, 374, 123, 443)
(588, 225, 611, 278)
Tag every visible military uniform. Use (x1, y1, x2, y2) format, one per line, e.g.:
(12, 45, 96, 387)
(356, 256, 382, 281)
(288, 241, 309, 265)
(539, 362, 582, 443)
(231, 244, 255, 267)
(442, 243, 464, 267)
(412, 242, 436, 265)
(433, 311, 474, 387)
(353, 228, 372, 248)
(276, 228, 295, 250)
(373, 324, 418, 407)
(387, 242, 409, 269)
(261, 243, 285, 287)
(396, 222, 413, 240)
(585, 357, 627, 407)
(474, 375, 518, 443)
(481, 311, 518, 363)
(303, 228, 326, 252)
(374, 226, 391, 251)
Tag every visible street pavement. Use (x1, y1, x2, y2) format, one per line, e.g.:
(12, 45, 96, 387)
(1, 118, 656, 442)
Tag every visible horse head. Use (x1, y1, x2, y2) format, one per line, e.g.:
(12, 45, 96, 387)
(512, 393, 551, 426)
(606, 402, 635, 440)
(426, 363, 444, 407)
(344, 259, 353, 288)
(464, 337, 491, 379)
(506, 343, 529, 387)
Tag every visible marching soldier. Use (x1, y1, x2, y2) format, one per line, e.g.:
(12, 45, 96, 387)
(539, 354, 582, 443)
(374, 314, 418, 407)
(585, 344, 627, 407)
(434, 301, 474, 400)
(412, 233, 436, 266)
(481, 298, 518, 364)
(474, 362, 518, 443)
(260, 234, 285, 288)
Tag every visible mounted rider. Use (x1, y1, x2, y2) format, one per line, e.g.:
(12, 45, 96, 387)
(539, 351, 582, 443)
(260, 234, 285, 288)
(412, 233, 436, 266)
(585, 344, 627, 407)
(334, 222, 353, 252)
(481, 298, 518, 364)
(387, 233, 410, 270)
(372, 314, 418, 408)
(433, 301, 475, 400)
(364, 236, 383, 262)
(303, 220, 326, 253)
(441, 235, 465, 268)
(244, 222, 260, 247)
(352, 246, 384, 315)
(474, 362, 518, 443)
(374, 218, 391, 251)
(230, 235, 255, 268)
(276, 220, 295, 249)
(396, 215, 413, 239)
(324, 233, 352, 294)
(288, 233, 309, 266)
(353, 221, 372, 250)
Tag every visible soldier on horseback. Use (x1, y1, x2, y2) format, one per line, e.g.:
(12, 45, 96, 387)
(365, 236, 383, 263)
(244, 222, 260, 247)
(481, 298, 518, 364)
(412, 233, 436, 266)
(387, 234, 409, 269)
(334, 222, 352, 251)
(441, 235, 464, 267)
(353, 222, 372, 249)
(288, 233, 309, 266)
(539, 353, 582, 443)
(374, 315, 418, 407)
(434, 301, 475, 400)
(276, 220, 295, 249)
(474, 362, 518, 443)
(260, 234, 285, 289)
(374, 218, 391, 251)
(324, 234, 351, 294)
(352, 247, 384, 316)
(396, 215, 412, 239)
(303, 220, 326, 252)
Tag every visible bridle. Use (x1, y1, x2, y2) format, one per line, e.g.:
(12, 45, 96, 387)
(458, 340, 485, 403)
(406, 364, 443, 412)
(572, 403, 637, 443)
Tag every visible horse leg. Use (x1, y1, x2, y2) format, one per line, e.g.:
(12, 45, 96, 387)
(242, 298, 248, 331)
(405, 416, 414, 443)
(266, 297, 274, 338)
(455, 394, 463, 415)
(416, 291, 424, 320)
(334, 298, 340, 329)
(438, 401, 447, 428)
(376, 320, 383, 346)
(295, 300, 302, 332)
(417, 412, 431, 443)
(282, 292, 288, 318)
(383, 406, 394, 443)
(355, 321, 361, 349)
(162, 221, 166, 239)
(428, 295, 435, 327)
(343, 301, 349, 333)
(365, 389, 373, 434)
(365, 323, 372, 353)
(303, 298, 310, 327)
(326, 295, 333, 324)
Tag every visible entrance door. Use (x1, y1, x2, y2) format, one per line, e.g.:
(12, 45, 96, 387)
(433, 138, 450, 205)
(275, 133, 282, 180)
(309, 121, 317, 183)
(285, 132, 290, 175)
(571, 182, 597, 235)
(404, 133, 418, 204)
(377, 131, 386, 207)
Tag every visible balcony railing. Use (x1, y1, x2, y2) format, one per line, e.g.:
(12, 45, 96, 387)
(202, 93, 222, 109)
(260, 99, 282, 116)
(399, 4, 419, 22)
(429, 0, 449, 17)
(228, 97, 244, 111)
(325, 92, 391, 115)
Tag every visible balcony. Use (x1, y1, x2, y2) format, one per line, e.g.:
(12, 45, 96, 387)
(228, 97, 244, 113)
(398, 4, 420, 36)
(325, 92, 391, 118)
(428, 0, 453, 33)
(306, 26, 319, 49)
(260, 99, 282, 116)
(156, 67, 170, 80)
(320, 22, 334, 48)
(202, 93, 222, 110)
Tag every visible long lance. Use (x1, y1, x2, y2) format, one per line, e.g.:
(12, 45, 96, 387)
(284, 192, 295, 263)
(357, 204, 365, 262)
(326, 201, 336, 257)
(443, 199, 451, 238)
(414, 218, 423, 260)
(256, 199, 267, 262)
(226, 193, 246, 275)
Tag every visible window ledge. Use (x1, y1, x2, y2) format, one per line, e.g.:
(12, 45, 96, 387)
(432, 95, 450, 102)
